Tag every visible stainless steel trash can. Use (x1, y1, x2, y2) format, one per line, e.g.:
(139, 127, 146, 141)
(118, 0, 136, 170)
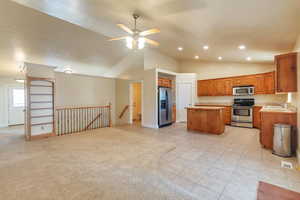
(273, 124, 292, 157)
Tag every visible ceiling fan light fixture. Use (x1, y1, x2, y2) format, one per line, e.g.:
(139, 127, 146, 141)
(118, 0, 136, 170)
(126, 37, 133, 49)
(138, 37, 145, 49)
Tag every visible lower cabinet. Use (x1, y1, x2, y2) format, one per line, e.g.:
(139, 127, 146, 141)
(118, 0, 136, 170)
(172, 104, 176, 122)
(260, 111, 297, 149)
(253, 106, 262, 129)
(195, 104, 231, 125)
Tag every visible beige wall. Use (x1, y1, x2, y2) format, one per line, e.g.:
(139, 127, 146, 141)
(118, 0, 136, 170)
(55, 73, 116, 124)
(179, 60, 274, 80)
(142, 68, 158, 128)
(144, 49, 179, 73)
(115, 79, 131, 125)
(179, 60, 287, 104)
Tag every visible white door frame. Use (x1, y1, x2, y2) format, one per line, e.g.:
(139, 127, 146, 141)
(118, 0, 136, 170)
(129, 81, 143, 124)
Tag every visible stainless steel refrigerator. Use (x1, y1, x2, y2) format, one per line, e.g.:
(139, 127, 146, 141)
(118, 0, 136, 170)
(158, 87, 173, 127)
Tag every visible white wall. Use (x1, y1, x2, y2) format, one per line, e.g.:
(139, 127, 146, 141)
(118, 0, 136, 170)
(144, 49, 179, 72)
(55, 73, 116, 124)
(179, 60, 287, 105)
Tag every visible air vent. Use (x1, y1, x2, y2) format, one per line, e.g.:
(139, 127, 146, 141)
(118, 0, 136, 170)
(281, 161, 293, 169)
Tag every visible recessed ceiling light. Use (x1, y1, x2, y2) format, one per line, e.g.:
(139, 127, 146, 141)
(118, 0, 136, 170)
(239, 45, 246, 50)
(203, 45, 209, 50)
(194, 55, 199, 59)
(246, 57, 252, 61)
(218, 56, 223, 60)
(177, 47, 183, 51)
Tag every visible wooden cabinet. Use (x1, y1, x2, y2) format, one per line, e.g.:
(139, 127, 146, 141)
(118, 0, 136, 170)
(195, 104, 231, 125)
(187, 107, 225, 134)
(223, 106, 232, 125)
(253, 106, 262, 129)
(158, 77, 172, 88)
(224, 79, 233, 95)
(197, 80, 210, 96)
(172, 104, 176, 122)
(197, 71, 275, 96)
(275, 53, 297, 93)
(264, 72, 275, 94)
(260, 111, 297, 149)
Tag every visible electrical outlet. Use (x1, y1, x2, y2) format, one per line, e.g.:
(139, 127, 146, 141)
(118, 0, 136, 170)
(281, 161, 293, 169)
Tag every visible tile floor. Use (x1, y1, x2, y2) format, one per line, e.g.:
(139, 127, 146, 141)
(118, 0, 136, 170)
(0, 123, 299, 200)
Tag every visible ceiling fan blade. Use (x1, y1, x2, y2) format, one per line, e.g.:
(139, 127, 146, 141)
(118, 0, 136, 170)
(117, 24, 133, 34)
(108, 36, 128, 41)
(145, 38, 160, 46)
(140, 28, 160, 36)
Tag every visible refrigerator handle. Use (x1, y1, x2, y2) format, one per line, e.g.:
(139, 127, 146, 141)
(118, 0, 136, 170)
(166, 90, 169, 120)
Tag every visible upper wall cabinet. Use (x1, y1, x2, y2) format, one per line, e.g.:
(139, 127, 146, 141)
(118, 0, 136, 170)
(197, 71, 275, 96)
(158, 77, 172, 88)
(275, 53, 297, 93)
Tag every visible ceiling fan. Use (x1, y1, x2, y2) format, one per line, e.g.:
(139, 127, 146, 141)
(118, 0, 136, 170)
(108, 14, 160, 50)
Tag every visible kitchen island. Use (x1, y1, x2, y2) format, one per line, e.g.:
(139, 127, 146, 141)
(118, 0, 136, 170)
(186, 106, 225, 135)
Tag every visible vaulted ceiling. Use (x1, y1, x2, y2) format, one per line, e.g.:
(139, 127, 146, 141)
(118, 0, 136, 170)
(1, 0, 300, 77)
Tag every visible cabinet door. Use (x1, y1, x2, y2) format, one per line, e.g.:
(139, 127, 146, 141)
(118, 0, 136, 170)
(254, 75, 265, 94)
(207, 80, 216, 96)
(275, 53, 297, 92)
(253, 106, 262, 129)
(224, 79, 233, 96)
(215, 80, 225, 96)
(264, 72, 275, 94)
(224, 106, 232, 125)
(198, 80, 209, 96)
(241, 76, 256, 86)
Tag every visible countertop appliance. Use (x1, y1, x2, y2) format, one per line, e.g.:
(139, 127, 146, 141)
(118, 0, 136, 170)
(233, 86, 254, 96)
(158, 87, 173, 127)
(231, 98, 255, 128)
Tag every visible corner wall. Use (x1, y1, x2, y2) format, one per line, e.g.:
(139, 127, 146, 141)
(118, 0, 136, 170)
(293, 35, 300, 163)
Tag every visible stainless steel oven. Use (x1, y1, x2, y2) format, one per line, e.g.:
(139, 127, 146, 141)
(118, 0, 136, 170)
(231, 98, 254, 128)
(233, 86, 254, 96)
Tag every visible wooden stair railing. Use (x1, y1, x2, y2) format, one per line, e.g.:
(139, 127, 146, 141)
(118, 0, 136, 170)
(84, 113, 102, 131)
(119, 105, 129, 119)
(55, 104, 112, 136)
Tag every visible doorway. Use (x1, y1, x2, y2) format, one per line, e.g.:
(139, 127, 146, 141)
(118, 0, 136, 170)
(177, 82, 193, 122)
(0, 78, 25, 141)
(130, 82, 142, 124)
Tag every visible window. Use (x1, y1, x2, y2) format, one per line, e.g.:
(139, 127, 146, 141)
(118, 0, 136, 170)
(12, 89, 24, 107)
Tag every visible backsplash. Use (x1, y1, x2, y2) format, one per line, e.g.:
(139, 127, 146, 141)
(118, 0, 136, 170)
(197, 94, 287, 105)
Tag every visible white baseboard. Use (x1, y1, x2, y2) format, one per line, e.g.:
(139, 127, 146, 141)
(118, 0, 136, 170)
(0, 124, 8, 128)
(142, 123, 159, 129)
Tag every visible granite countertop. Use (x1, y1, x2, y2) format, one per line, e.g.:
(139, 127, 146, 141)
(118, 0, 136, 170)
(195, 103, 232, 106)
(195, 102, 282, 107)
(186, 106, 225, 110)
(260, 107, 297, 114)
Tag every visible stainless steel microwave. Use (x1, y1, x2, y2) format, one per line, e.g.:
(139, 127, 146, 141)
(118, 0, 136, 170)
(233, 86, 254, 96)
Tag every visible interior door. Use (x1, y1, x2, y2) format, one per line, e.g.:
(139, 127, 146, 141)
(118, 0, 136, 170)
(177, 82, 193, 122)
(8, 87, 25, 125)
